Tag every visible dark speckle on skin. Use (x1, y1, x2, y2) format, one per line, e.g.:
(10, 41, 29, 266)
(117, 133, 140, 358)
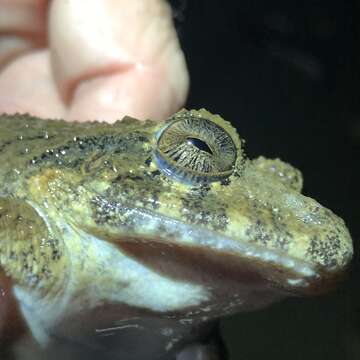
(245, 200, 293, 251)
(181, 186, 229, 231)
(306, 230, 342, 268)
(220, 178, 231, 186)
(106, 173, 164, 211)
(150, 170, 161, 177)
(91, 196, 122, 228)
(29, 133, 150, 171)
(144, 157, 152, 167)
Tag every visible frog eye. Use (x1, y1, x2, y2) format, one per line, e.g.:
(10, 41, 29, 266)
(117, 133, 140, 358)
(155, 111, 239, 183)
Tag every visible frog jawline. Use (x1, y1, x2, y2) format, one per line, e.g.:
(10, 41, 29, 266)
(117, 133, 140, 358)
(95, 199, 320, 294)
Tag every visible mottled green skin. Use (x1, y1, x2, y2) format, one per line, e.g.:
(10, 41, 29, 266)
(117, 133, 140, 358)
(0, 114, 160, 295)
(0, 109, 353, 359)
(0, 109, 353, 289)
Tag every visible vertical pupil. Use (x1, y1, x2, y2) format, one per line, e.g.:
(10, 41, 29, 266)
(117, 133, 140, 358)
(186, 137, 213, 154)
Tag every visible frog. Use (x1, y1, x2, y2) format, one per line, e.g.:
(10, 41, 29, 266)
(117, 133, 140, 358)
(0, 108, 353, 360)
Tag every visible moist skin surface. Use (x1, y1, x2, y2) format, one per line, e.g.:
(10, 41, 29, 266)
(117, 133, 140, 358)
(0, 109, 353, 360)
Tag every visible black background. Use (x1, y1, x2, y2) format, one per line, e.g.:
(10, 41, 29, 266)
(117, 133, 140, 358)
(170, 1, 360, 359)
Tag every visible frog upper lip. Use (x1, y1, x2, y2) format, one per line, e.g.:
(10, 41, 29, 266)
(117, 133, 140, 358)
(87, 193, 349, 295)
(93, 195, 319, 288)
(126, 205, 329, 294)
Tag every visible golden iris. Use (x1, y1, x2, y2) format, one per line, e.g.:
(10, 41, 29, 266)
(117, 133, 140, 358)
(155, 111, 238, 183)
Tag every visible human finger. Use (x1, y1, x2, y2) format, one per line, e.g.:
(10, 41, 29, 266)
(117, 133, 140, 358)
(0, 50, 66, 116)
(0, 0, 48, 68)
(49, 0, 189, 122)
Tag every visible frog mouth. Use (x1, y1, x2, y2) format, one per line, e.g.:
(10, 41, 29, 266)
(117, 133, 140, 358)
(90, 196, 339, 296)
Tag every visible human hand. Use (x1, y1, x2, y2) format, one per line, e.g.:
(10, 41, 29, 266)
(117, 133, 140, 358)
(0, 0, 189, 122)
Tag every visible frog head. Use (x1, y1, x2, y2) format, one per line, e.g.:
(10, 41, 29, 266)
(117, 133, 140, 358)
(28, 109, 353, 317)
